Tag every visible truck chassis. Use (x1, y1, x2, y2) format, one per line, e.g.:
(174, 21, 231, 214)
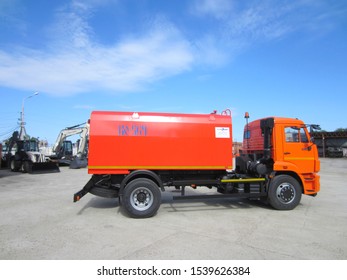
(74, 169, 301, 218)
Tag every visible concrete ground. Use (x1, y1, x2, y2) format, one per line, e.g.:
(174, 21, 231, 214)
(0, 158, 346, 260)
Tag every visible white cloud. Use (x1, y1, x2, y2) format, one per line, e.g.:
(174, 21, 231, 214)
(193, 35, 229, 67)
(0, 32, 194, 96)
(224, 4, 294, 41)
(0, 2, 194, 96)
(191, 0, 233, 19)
(0, 0, 344, 97)
(192, 0, 343, 45)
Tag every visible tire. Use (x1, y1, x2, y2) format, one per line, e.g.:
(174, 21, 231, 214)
(122, 178, 161, 218)
(10, 159, 19, 172)
(89, 186, 119, 198)
(22, 161, 32, 173)
(267, 175, 302, 210)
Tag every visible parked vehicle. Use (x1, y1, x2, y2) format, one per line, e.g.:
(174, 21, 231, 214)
(3, 131, 59, 174)
(326, 147, 343, 158)
(74, 110, 320, 218)
(50, 122, 89, 168)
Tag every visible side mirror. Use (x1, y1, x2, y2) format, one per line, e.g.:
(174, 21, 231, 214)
(302, 145, 312, 151)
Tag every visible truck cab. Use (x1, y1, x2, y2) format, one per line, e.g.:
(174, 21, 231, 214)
(272, 118, 320, 195)
(239, 117, 320, 208)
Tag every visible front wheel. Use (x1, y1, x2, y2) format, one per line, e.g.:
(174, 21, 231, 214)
(22, 161, 32, 173)
(267, 175, 302, 210)
(122, 178, 161, 218)
(10, 159, 20, 172)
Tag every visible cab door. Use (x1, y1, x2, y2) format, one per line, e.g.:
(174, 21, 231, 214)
(283, 125, 315, 173)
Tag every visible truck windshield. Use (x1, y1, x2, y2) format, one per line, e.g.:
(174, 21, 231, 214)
(285, 127, 309, 143)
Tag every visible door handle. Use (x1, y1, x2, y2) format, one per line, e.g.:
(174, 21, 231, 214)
(284, 152, 291, 155)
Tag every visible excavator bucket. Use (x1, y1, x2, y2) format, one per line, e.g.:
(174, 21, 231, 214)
(28, 162, 60, 174)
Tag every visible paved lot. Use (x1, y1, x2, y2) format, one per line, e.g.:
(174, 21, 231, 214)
(0, 158, 346, 260)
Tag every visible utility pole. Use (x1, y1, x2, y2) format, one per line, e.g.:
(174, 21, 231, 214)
(245, 112, 250, 149)
(19, 92, 39, 140)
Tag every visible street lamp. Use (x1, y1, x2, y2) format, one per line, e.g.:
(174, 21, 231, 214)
(19, 92, 39, 140)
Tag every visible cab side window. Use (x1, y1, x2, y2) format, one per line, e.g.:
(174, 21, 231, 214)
(285, 127, 309, 143)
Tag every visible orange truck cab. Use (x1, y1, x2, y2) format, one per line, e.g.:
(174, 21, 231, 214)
(74, 110, 320, 218)
(237, 117, 320, 210)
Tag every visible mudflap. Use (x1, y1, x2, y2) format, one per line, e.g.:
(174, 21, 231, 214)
(69, 158, 88, 169)
(29, 162, 60, 174)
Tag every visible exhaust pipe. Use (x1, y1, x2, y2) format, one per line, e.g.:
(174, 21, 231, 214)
(260, 118, 274, 160)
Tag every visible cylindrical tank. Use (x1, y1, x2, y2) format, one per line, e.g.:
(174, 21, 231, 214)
(88, 111, 233, 174)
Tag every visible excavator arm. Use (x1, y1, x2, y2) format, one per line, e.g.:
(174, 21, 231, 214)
(52, 123, 88, 154)
(52, 122, 89, 168)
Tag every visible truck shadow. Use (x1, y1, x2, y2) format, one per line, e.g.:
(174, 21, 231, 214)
(76, 196, 272, 218)
(162, 196, 273, 213)
(77, 197, 120, 215)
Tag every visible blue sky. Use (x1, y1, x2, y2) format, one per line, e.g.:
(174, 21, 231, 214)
(0, 0, 346, 144)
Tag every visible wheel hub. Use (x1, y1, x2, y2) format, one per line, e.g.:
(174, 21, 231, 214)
(136, 192, 147, 203)
(276, 183, 295, 204)
(130, 187, 153, 211)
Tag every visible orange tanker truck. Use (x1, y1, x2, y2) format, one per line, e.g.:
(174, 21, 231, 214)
(73, 110, 320, 218)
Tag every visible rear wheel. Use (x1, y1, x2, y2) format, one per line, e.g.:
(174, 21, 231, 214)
(122, 178, 161, 218)
(267, 175, 302, 210)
